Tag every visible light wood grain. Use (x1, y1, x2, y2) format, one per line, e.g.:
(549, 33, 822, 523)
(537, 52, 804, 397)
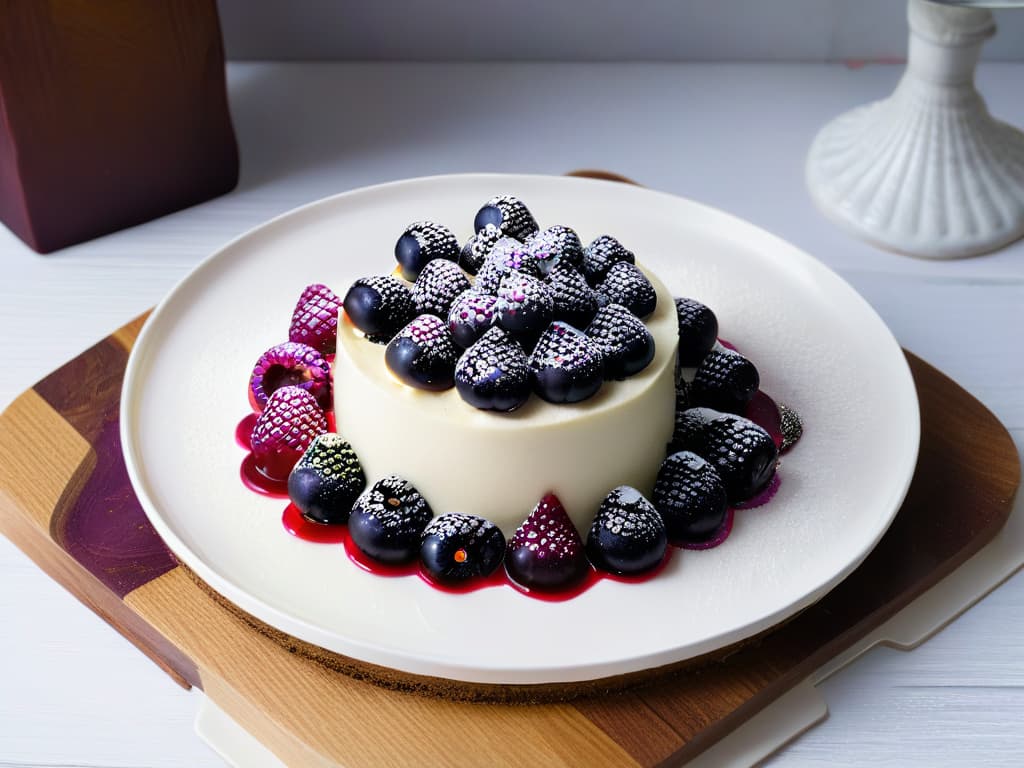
(126, 569, 640, 768)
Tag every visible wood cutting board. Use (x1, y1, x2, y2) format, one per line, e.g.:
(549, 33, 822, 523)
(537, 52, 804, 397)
(0, 304, 1019, 765)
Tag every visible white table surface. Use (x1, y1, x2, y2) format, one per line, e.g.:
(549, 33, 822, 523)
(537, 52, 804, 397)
(1, 62, 1021, 767)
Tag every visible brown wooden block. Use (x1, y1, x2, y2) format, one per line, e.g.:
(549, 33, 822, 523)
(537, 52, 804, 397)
(0, 0, 238, 252)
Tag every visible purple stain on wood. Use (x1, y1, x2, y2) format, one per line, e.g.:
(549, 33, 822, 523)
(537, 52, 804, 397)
(35, 337, 178, 598)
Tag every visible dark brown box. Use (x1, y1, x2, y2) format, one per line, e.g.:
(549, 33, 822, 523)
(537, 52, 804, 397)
(0, 0, 239, 253)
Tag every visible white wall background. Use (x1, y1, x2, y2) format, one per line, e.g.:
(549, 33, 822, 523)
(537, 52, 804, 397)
(217, 0, 1024, 61)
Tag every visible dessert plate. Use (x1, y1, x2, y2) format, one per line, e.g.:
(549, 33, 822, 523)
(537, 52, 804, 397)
(121, 174, 919, 685)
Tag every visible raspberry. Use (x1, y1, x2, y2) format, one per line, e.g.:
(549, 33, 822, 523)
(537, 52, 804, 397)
(505, 493, 589, 593)
(289, 283, 341, 354)
(250, 386, 327, 481)
(249, 341, 331, 411)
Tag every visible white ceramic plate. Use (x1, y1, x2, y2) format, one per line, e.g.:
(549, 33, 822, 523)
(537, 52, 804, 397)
(121, 174, 919, 685)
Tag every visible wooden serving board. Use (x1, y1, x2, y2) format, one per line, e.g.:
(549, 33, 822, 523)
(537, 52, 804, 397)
(0, 314, 1019, 767)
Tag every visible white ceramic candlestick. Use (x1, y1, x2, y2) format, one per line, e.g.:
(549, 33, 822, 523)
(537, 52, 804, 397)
(806, 0, 1024, 259)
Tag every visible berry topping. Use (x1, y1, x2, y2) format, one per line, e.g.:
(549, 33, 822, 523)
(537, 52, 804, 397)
(690, 348, 760, 414)
(342, 275, 414, 340)
(349, 475, 433, 565)
(249, 341, 331, 412)
(496, 272, 554, 344)
(652, 451, 728, 544)
(447, 289, 500, 348)
(595, 261, 657, 319)
(674, 297, 719, 367)
(505, 493, 589, 592)
(454, 326, 532, 412)
(586, 486, 667, 576)
(459, 223, 503, 276)
(545, 261, 599, 329)
(778, 403, 804, 452)
(410, 259, 472, 319)
(394, 220, 460, 281)
(700, 412, 779, 503)
(473, 195, 539, 242)
(524, 225, 584, 275)
(528, 321, 605, 404)
(473, 237, 539, 295)
(250, 386, 328, 481)
(585, 303, 656, 379)
(289, 283, 342, 354)
(420, 513, 506, 585)
(287, 433, 366, 525)
(582, 235, 635, 286)
(384, 314, 459, 391)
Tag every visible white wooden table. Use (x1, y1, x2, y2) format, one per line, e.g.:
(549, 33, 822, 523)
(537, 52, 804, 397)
(1, 62, 1021, 767)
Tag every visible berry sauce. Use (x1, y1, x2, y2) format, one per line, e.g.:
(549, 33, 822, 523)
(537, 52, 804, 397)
(744, 391, 784, 449)
(235, 413, 257, 449)
(282, 503, 348, 544)
(240, 454, 289, 497)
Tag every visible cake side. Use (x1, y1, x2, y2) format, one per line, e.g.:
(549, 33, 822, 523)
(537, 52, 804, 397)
(333, 264, 678, 536)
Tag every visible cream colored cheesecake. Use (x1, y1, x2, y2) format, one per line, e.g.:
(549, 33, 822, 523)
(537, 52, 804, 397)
(333, 264, 678, 536)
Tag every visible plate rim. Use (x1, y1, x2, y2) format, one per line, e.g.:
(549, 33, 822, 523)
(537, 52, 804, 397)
(120, 172, 921, 684)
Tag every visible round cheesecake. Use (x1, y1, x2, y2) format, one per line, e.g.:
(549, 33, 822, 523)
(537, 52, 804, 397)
(333, 264, 678, 536)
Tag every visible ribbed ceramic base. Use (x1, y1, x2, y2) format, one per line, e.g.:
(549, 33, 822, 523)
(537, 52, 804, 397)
(807, 0, 1024, 260)
(807, 85, 1024, 259)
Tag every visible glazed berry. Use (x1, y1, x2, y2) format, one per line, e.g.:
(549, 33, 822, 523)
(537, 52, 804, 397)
(528, 321, 605, 404)
(459, 223, 503, 275)
(545, 261, 599, 329)
(701, 413, 779, 503)
(524, 225, 584, 275)
(473, 237, 539, 294)
(342, 275, 414, 340)
(779, 403, 804, 452)
(287, 434, 366, 525)
(585, 303, 656, 379)
(595, 261, 657, 319)
(652, 451, 728, 544)
(690, 348, 760, 414)
(586, 486, 667, 576)
(289, 283, 342, 354)
(349, 475, 433, 565)
(582, 235, 634, 286)
(496, 272, 554, 344)
(249, 341, 331, 412)
(410, 259, 472, 319)
(505, 494, 589, 592)
(446, 289, 499, 348)
(473, 195, 539, 242)
(420, 513, 506, 585)
(454, 327, 532, 412)
(250, 386, 327, 481)
(668, 406, 719, 455)
(674, 297, 719, 367)
(394, 220, 459, 281)
(384, 314, 459, 391)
